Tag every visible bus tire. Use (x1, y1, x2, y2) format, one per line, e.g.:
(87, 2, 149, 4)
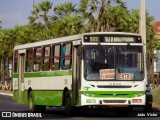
(144, 93, 153, 112)
(116, 107, 129, 117)
(144, 102, 152, 112)
(28, 91, 38, 112)
(64, 91, 72, 116)
(38, 105, 46, 113)
(73, 106, 86, 115)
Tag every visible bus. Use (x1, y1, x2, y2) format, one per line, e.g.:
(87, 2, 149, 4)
(13, 32, 152, 115)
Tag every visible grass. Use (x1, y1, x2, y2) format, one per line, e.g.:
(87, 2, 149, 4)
(152, 87, 160, 108)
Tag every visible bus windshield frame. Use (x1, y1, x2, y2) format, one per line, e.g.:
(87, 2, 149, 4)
(83, 45, 144, 81)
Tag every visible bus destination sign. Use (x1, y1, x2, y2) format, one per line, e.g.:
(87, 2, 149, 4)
(104, 37, 134, 43)
(84, 35, 142, 43)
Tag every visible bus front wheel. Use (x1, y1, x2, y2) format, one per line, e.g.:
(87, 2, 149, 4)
(144, 93, 153, 112)
(144, 102, 152, 112)
(64, 91, 72, 116)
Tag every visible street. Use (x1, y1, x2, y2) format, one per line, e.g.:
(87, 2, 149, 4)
(0, 94, 160, 120)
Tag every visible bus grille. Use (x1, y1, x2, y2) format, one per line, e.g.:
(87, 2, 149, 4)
(103, 100, 126, 103)
(97, 85, 132, 88)
(99, 94, 129, 98)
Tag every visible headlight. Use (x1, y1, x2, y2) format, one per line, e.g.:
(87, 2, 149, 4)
(132, 92, 144, 98)
(82, 91, 95, 97)
(86, 92, 89, 96)
(91, 93, 95, 97)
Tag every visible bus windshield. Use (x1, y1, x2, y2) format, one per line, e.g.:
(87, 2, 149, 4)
(84, 45, 144, 81)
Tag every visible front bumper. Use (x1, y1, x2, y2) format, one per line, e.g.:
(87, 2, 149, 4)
(81, 94, 146, 106)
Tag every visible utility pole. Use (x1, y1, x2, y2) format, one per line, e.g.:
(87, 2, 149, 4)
(140, 0, 148, 84)
(140, 0, 146, 45)
(32, 0, 34, 11)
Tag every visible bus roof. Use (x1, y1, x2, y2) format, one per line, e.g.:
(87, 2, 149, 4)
(14, 32, 141, 50)
(14, 34, 82, 50)
(83, 32, 141, 36)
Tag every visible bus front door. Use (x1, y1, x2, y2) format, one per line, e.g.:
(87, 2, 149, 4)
(18, 52, 25, 104)
(72, 46, 81, 105)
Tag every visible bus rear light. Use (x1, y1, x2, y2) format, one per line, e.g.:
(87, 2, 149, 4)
(132, 99, 142, 103)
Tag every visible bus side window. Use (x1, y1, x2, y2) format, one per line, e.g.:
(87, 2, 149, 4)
(61, 43, 72, 70)
(14, 50, 18, 73)
(52, 45, 61, 70)
(42, 46, 51, 71)
(61, 45, 66, 69)
(33, 47, 42, 71)
(25, 48, 33, 72)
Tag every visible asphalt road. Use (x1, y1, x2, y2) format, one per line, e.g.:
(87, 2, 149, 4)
(0, 94, 160, 120)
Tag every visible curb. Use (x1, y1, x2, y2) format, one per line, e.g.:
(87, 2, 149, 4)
(0, 92, 13, 96)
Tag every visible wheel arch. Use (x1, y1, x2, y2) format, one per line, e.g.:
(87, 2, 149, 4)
(28, 87, 32, 100)
(62, 87, 69, 106)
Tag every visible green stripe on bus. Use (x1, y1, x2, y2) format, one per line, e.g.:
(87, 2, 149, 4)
(80, 91, 145, 98)
(13, 90, 63, 106)
(12, 70, 72, 78)
(13, 74, 18, 78)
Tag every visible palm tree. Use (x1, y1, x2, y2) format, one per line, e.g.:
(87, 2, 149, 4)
(28, 1, 53, 39)
(54, 2, 76, 18)
(52, 15, 86, 37)
(28, 1, 53, 25)
(78, 0, 127, 32)
(50, 2, 77, 24)
(50, 2, 86, 37)
(0, 27, 19, 83)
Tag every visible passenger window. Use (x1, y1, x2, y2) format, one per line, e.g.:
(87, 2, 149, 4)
(42, 46, 51, 71)
(51, 45, 61, 70)
(25, 48, 33, 72)
(33, 47, 42, 71)
(61, 43, 72, 69)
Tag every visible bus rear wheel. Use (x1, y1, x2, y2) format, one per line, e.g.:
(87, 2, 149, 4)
(28, 91, 39, 112)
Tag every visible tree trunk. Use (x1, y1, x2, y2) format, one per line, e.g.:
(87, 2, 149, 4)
(0, 58, 5, 84)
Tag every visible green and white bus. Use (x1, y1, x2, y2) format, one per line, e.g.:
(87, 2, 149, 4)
(13, 32, 152, 114)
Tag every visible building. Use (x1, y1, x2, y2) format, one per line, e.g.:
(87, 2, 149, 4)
(153, 21, 160, 39)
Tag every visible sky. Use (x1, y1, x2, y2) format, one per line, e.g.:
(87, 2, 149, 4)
(0, 0, 160, 29)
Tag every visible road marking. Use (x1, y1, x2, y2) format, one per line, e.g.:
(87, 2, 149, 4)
(0, 92, 13, 96)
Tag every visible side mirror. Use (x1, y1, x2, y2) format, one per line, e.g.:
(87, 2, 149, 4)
(146, 84, 150, 88)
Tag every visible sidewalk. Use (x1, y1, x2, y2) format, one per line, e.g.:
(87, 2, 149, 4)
(0, 90, 13, 96)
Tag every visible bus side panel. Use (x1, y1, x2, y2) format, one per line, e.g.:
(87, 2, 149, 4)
(23, 71, 72, 106)
(32, 90, 63, 106)
(12, 74, 18, 102)
(13, 90, 18, 102)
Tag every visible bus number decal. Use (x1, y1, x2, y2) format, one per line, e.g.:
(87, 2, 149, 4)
(118, 73, 133, 80)
(86, 99, 96, 103)
(14, 80, 18, 87)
